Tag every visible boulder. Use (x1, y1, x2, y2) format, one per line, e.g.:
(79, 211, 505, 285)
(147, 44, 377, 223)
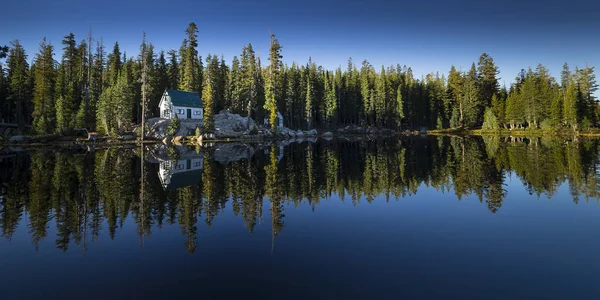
(264, 129, 273, 137)
(214, 112, 255, 137)
(323, 131, 333, 136)
(8, 135, 28, 144)
(305, 129, 318, 136)
(214, 143, 256, 164)
(121, 133, 136, 141)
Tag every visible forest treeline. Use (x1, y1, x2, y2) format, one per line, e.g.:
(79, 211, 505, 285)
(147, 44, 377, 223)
(0, 22, 598, 134)
(1, 136, 600, 252)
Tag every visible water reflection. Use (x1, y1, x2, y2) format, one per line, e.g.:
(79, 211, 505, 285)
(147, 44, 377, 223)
(1, 136, 599, 253)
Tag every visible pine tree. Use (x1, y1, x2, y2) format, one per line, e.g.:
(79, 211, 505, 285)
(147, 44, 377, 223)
(88, 39, 105, 130)
(179, 23, 200, 92)
(561, 63, 571, 90)
(550, 91, 562, 128)
(576, 64, 598, 125)
(447, 65, 463, 127)
(55, 33, 80, 133)
(374, 66, 388, 127)
(166, 49, 179, 89)
(324, 71, 337, 128)
(396, 84, 404, 128)
(97, 68, 133, 134)
(106, 42, 121, 86)
(460, 64, 479, 127)
(7, 40, 30, 128)
(563, 77, 579, 130)
(490, 94, 505, 127)
(264, 34, 282, 131)
(505, 89, 523, 129)
(476, 53, 499, 107)
(240, 43, 258, 123)
(139, 33, 152, 139)
(32, 38, 56, 133)
(216, 56, 228, 111)
(202, 73, 214, 132)
(305, 77, 313, 129)
(229, 56, 242, 114)
(155, 50, 169, 115)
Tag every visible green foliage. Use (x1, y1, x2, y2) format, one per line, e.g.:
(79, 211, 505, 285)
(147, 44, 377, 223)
(396, 84, 404, 127)
(264, 34, 282, 131)
(32, 38, 56, 134)
(96, 70, 134, 135)
(539, 119, 553, 130)
(5, 136, 600, 254)
(563, 77, 579, 130)
(179, 22, 200, 92)
(195, 126, 201, 137)
(482, 108, 499, 130)
(581, 117, 592, 130)
(166, 116, 180, 136)
(167, 147, 180, 160)
(3, 26, 599, 135)
(7, 40, 31, 127)
(202, 72, 215, 132)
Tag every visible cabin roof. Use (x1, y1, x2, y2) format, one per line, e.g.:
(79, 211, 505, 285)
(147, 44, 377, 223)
(166, 89, 203, 108)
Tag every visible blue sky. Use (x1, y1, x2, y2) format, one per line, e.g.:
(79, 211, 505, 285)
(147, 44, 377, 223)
(2, 0, 599, 87)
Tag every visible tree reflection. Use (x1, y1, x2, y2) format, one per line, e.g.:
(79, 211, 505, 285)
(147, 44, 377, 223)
(1, 135, 600, 252)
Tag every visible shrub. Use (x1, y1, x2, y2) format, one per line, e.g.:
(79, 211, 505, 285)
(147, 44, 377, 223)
(539, 119, 554, 131)
(581, 117, 592, 130)
(166, 117, 180, 136)
(167, 147, 179, 160)
(195, 127, 201, 137)
(482, 108, 499, 130)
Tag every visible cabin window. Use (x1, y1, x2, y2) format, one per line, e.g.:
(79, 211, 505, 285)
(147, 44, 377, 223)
(194, 110, 201, 115)
(175, 164, 185, 170)
(194, 162, 202, 167)
(177, 109, 184, 114)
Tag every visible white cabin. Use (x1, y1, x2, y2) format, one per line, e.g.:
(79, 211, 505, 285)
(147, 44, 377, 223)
(159, 89, 203, 120)
(158, 158, 204, 190)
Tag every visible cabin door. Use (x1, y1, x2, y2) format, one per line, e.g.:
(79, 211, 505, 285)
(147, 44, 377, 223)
(187, 109, 192, 118)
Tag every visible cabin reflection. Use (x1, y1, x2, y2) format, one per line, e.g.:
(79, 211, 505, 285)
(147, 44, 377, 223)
(264, 145, 284, 162)
(158, 158, 203, 190)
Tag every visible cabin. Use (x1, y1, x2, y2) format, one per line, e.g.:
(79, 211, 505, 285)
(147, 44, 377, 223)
(263, 111, 284, 128)
(159, 89, 203, 120)
(158, 158, 204, 190)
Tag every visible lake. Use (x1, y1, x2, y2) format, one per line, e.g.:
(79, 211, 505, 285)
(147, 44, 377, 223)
(1, 136, 600, 299)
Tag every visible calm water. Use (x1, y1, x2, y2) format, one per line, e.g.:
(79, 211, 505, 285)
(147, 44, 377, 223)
(1, 136, 600, 299)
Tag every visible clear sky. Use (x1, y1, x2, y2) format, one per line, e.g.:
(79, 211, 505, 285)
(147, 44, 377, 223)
(1, 0, 599, 87)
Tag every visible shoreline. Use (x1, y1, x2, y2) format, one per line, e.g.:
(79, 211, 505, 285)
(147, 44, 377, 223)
(427, 128, 600, 137)
(0, 132, 410, 148)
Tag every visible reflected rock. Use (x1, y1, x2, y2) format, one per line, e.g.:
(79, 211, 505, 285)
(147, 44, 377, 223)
(214, 143, 255, 164)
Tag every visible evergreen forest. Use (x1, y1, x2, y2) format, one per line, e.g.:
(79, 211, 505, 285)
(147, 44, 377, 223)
(0, 23, 597, 134)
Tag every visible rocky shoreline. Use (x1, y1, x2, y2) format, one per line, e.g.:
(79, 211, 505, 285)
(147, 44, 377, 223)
(1, 111, 413, 147)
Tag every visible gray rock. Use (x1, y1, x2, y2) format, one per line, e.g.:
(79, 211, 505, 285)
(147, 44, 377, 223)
(305, 129, 318, 135)
(214, 143, 255, 164)
(323, 131, 333, 136)
(121, 133, 136, 140)
(8, 135, 28, 143)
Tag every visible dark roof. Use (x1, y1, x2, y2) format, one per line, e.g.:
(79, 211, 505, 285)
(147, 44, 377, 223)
(165, 169, 202, 190)
(166, 89, 203, 108)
